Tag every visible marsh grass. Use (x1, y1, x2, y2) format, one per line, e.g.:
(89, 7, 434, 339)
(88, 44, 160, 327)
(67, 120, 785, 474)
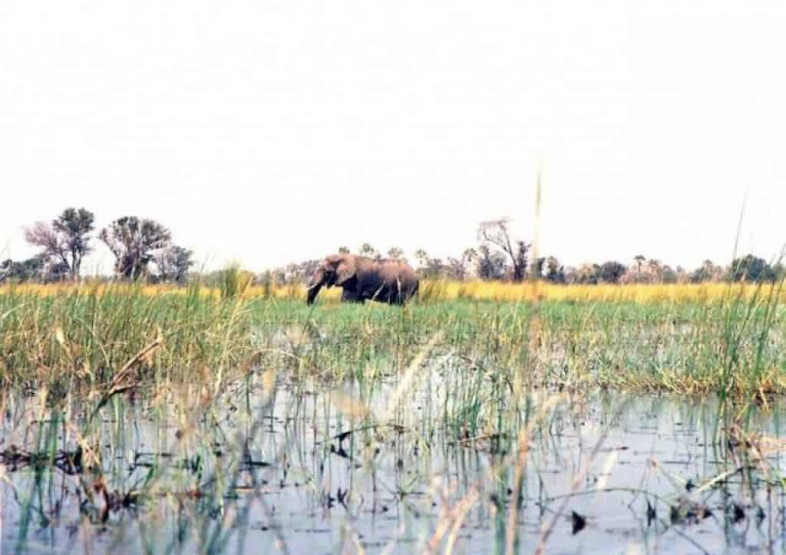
(1, 275, 785, 552)
(4, 280, 785, 304)
(0, 281, 784, 397)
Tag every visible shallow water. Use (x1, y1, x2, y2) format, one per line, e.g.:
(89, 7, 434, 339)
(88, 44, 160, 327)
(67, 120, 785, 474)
(2, 375, 785, 554)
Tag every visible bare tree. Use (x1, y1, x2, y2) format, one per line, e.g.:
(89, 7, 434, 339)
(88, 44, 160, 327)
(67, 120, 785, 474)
(477, 218, 529, 281)
(100, 216, 171, 280)
(24, 222, 60, 260)
(24, 207, 95, 279)
(446, 248, 476, 280)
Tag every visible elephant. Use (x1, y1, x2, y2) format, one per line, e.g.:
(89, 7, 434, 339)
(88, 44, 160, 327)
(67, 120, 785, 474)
(306, 253, 419, 306)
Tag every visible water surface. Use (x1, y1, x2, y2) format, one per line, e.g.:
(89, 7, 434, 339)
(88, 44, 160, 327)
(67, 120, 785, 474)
(1, 375, 784, 554)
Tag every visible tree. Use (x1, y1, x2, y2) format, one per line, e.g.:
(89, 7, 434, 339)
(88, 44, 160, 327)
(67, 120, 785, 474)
(599, 261, 627, 284)
(727, 255, 776, 282)
(477, 218, 529, 281)
(54, 208, 95, 278)
(358, 243, 380, 259)
(673, 265, 689, 284)
(24, 207, 95, 279)
(646, 258, 663, 282)
(337, 246, 350, 254)
(414, 249, 429, 269)
(446, 248, 476, 281)
(513, 241, 529, 281)
(690, 259, 722, 283)
(155, 245, 194, 283)
(545, 256, 566, 283)
(24, 222, 59, 262)
(576, 263, 602, 284)
(285, 263, 300, 283)
(267, 259, 322, 285)
(387, 247, 405, 261)
(412, 249, 445, 278)
(531, 257, 545, 280)
(475, 245, 507, 280)
(661, 265, 679, 284)
(0, 256, 61, 282)
(100, 216, 172, 280)
(622, 256, 664, 283)
(634, 255, 646, 274)
(421, 257, 445, 278)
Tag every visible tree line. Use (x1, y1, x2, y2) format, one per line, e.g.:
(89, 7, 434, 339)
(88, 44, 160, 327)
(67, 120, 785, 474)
(268, 217, 785, 286)
(1, 210, 782, 285)
(1, 208, 194, 283)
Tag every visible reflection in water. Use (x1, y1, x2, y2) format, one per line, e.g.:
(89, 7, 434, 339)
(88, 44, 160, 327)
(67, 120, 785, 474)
(1, 374, 785, 554)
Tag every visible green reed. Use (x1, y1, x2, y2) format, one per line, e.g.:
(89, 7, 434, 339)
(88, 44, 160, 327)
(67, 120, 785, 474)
(0, 286, 784, 399)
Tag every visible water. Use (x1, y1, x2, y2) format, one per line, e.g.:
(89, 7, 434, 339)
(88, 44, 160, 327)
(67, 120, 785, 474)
(2, 375, 785, 554)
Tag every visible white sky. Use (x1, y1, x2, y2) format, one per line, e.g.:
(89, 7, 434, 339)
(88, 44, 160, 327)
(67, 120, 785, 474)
(1, 0, 784, 273)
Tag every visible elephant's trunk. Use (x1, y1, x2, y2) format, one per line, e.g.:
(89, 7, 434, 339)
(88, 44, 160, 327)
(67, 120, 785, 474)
(306, 279, 323, 305)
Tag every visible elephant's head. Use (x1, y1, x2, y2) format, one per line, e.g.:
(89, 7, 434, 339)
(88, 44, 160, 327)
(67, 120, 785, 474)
(306, 254, 357, 305)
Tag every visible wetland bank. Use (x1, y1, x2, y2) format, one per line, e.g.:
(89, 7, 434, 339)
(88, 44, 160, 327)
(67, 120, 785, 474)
(1, 282, 785, 554)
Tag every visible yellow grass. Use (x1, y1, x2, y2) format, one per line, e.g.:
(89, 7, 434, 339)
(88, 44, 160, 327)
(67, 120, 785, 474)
(0, 280, 783, 305)
(420, 280, 786, 304)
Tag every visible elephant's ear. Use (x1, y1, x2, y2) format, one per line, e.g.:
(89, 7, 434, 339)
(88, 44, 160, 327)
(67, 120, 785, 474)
(335, 256, 357, 285)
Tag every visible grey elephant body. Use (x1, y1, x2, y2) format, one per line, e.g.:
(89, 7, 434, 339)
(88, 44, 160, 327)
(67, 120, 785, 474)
(307, 254, 419, 306)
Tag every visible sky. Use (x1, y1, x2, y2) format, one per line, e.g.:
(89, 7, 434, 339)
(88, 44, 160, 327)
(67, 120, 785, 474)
(1, 0, 784, 274)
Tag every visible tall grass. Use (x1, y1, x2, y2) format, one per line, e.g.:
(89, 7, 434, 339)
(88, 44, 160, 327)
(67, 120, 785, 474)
(1, 280, 785, 553)
(4, 279, 784, 305)
(0, 282, 783, 397)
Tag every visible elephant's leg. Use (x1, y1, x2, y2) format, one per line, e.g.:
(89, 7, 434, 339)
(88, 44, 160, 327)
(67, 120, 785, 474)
(390, 281, 408, 305)
(370, 283, 390, 304)
(341, 288, 363, 303)
(387, 286, 401, 305)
